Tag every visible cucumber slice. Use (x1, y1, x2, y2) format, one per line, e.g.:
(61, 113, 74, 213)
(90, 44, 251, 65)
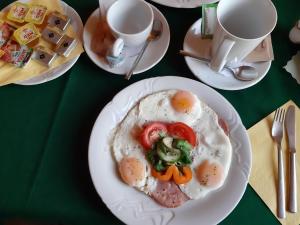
(173, 139, 192, 151)
(162, 137, 173, 149)
(157, 142, 181, 162)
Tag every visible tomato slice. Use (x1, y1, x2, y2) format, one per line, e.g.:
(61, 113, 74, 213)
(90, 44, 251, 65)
(167, 122, 196, 146)
(140, 122, 168, 150)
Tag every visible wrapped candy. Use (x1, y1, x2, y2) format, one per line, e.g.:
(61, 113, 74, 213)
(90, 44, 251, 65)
(0, 39, 33, 67)
(47, 11, 71, 32)
(32, 45, 57, 67)
(13, 22, 40, 46)
(55, 35, 77, 57)
(7, 2, 29, 24)
(25, 4, 47, 25)
(41, 26, 63, 45)
(0, 20, 16, 47)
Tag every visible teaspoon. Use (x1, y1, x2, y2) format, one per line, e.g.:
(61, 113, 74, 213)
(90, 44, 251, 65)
(125, 20, 163, 80)
(179, 50, 258, 81)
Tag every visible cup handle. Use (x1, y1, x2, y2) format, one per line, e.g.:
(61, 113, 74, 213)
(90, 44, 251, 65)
(110, 38, 124, 57)
(211, 38, 235, 72)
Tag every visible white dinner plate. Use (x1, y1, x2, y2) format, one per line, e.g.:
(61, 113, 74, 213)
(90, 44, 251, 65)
(1, 1, 83, 85)
(88, 76, 251, 225)
(83, 4, 170, 76)
(150, 0, 219, 8)
(183, 18, 272, 90)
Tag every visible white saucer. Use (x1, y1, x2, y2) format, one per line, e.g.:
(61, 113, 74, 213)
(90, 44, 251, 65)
(4, 1, 83, 85)
(151, 0, 219, 8)
(83, 4, 170, 76)
(183, 18, 272, 90)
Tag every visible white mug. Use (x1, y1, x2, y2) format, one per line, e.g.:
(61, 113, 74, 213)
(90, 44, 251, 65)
(106, 0, 154, 47)
(210, 0, 277, 72)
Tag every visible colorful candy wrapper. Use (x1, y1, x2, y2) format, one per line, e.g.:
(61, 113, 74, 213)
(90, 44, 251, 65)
(55, 35, 77, 57)
(0, 20, 16, 47)
(25, 4, 47, 25)
(47, 11, 71, 32)
(7, 2, 29, 24)
(0, 39, 33, 67)
(13, 23, 40, 46)
(32, 45, 57, 67)
(41, 26, 63, 45)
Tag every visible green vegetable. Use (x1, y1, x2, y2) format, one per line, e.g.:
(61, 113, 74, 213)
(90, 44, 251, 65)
(172, 139, 192, 151)
(179, 147, 192, 164)
(162, 137, 173, 149)
(146, 137, 193, 170)
(157, 140, 181, 162)
(173, 139, 192, 165)
(146, 149, 156, 165)
(158, 131, 166, 138)
(154, 160, 166, 171)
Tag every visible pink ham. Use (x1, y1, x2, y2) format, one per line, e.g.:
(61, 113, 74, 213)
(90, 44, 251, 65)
(218, 118, 229, 136)
(150, 181, 189, 208)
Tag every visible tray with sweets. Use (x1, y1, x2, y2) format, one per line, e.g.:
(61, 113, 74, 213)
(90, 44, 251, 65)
(0, 0, 84, 86)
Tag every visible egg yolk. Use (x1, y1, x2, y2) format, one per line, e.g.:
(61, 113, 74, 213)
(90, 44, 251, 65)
(196, 160, 224, 187)
(119, 157, 145, 186)
(171, 91, 195, 113)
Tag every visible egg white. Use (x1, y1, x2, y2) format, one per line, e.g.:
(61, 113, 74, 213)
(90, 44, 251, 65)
(179, 104, 232, 199)
(112, 106, 155, 192)
(138, 90, 202, 126)
(112, 90, 232, 200)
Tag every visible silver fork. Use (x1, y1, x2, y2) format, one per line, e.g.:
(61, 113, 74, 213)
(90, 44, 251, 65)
(271, 108, 286, 218)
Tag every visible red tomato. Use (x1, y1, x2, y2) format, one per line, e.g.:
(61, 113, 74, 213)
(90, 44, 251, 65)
(167, 122, 196, 146)
(140, 122, 168, 150)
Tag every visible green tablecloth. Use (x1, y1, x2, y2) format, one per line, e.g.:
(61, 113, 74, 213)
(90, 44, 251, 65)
(0, 0, 299, 224)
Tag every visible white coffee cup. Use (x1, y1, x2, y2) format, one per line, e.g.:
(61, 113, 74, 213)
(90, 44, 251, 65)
(106, 0, 154, 47)
(210, 0, 277, 72)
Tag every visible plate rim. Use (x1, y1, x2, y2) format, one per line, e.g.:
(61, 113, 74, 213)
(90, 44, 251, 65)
(88, 76, 252, 225)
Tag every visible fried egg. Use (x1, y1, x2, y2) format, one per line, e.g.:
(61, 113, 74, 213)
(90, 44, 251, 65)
(178, 104, 232, 199)
(138, 90, 202, 126)
(112, 89, 232, 203)
(112, 106, 154, 192)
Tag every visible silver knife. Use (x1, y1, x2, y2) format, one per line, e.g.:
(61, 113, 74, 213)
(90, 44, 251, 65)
(285, 105, 297, 213)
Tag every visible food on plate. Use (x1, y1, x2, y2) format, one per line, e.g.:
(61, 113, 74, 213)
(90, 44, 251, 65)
(13, 22, 40, 46)
(118, 157, 146, 187)
(41, 26, 63, 45)
(111, 89, 232, 207)
(0, 49, 5, 58)
(32, 45, 57, 67)
(47, 11, 71, 32)
(0, 39, 33, 67)
(196, 160, 223, 187)
(6, 2, 29, 24)
(0, 20, 16, 47)
(25, 4, 48, 25)
(54, 35, 77, 57)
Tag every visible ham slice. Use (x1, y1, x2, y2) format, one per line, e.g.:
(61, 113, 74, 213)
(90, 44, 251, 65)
(150, 181, 189, 208)
(218, 118, 229, 136)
